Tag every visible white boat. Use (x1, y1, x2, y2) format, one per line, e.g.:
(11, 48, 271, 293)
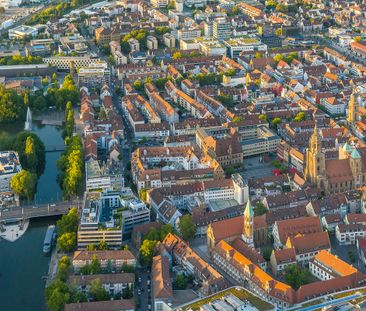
(43, 225, 56, 254)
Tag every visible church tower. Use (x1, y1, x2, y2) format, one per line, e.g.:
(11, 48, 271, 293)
(242, 197, 254, 247)
(305, 123, 325, 185)
(347, 88, 359, 124)
(350, 148, 362, 187)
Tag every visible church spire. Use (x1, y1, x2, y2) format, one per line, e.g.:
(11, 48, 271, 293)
(242, 196, 254, 247)
(310, 120, 320, 154)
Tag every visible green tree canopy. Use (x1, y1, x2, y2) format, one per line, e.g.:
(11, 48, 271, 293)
(13, 132, 45, 175)
(139, 239, 157, 266)
(10, 170, 37, 200)
(45, 279, 70, 311)
(173, 274, 187, 290)
(178, 215, 197, 241)
(0, 86, 25, 123)
(89, 278, 109, 301)
(57, 232, 76, 253)
(284, 264, 312, 289)
(56, 208, 79, 236)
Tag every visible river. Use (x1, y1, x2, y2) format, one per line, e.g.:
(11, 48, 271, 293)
(0, 120, 64, 311)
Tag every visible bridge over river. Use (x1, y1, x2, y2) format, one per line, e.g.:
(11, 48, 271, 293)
(0, 201, 78, 223)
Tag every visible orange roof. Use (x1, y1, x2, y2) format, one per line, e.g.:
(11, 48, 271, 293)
(312, 250, 357, 277)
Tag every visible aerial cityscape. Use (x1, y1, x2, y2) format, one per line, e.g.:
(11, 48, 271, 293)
(2, 0, 366, 310)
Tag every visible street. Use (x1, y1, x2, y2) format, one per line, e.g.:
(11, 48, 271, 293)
(135, 267, 152, 311)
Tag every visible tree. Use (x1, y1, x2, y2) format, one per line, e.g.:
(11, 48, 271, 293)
(272, 117, 282, 128)
(178, 215, 197, 241)
(262, 247, 273, 261)
(225, 165, 236, 176)
(133, 80, 143, 92)
(273, 54, 283, 63)
(139, 239, 157, 266)
(160, 224, 174, 241)
(293, 111, 305, 122)
(173, 274, 187, 289)
(140, 188, 148, 201)
(57, 232, 76, 252)
(45, 279, 70, 311)
(10, 170, 37, 200)
(56, 208, 79, 236)
(259, 114, 267, 121)
(87, 244, 97, 251)
(254, 202, 267, 216)
(98, 240, 109, 250)
(89, 255, 102, 274)
(24, 136, 38, 172)
(0, 85, 25, 123)
(232, 116, 243, 123)
(276, 3, 287, 11)
(13, 132, 45, 175)
(58, 135, 83, 197)
(172, 52, 182, 59)
(145, 228, 160, 241)
(24, 93, 29, 107)
(218, 94, 235, 108)
(284, 264, 312, 289)
(354, 36, 362, 42)
(255, 51, 263, 59)
(275, 28, 282, 36)
(89, 279, 109, 301)
(348, 251, 356, 263)
(121, 41, 131, 54)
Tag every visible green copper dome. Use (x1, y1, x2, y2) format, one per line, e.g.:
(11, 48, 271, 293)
(343, 142, 352, 153)
(351, 148, 361, 159)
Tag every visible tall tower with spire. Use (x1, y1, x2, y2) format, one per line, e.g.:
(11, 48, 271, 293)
(347, 87, 359, 125)
(304, 122, 325, 185)
(242, 197, 254, 247)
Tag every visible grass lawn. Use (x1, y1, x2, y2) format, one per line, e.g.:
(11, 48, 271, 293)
(182, 287, 274, 311)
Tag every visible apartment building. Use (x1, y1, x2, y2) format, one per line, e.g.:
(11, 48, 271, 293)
(85, 159, 124, 191)
(152, 255, 173, 311)
(78, 61, 111, 89)
(163, 233, 227, 296)
(43, 56, 101, 71)
(148, 174, 248, 212)
(336, 224, 366, 245)
(68, 273, 135, 296)
(272, 216, 323, 249)
(309, 250, 358, 281)
(72, 250, 136, 271)
(213, 18, 231, 41)
(149, 92, 179, 123)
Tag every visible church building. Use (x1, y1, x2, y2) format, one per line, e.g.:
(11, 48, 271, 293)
(207, 198, 268, 253)
(304, 122, 366, 194)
